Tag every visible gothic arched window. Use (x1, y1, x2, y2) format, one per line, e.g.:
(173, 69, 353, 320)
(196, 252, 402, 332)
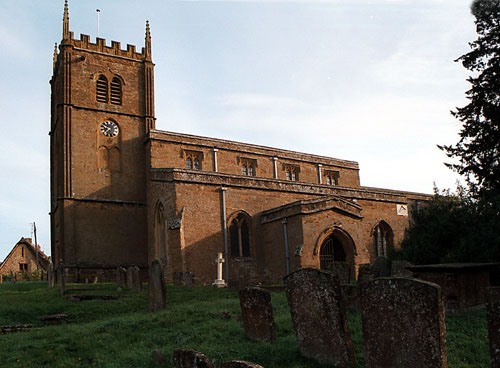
(110, 77, 122, 105)
(373, 221, 394, 258)
(229, 213, 251, 258)
(96, 75, 108, 103)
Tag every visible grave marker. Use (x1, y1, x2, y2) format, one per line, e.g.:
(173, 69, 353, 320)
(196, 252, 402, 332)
(172, 348, 214, 368)
(239, 287, 276, 342)
(212, 252, 227, 288)
(148, 259, 166, 312)
(284, 268, 355, 367)
(360, 277, 447, 368)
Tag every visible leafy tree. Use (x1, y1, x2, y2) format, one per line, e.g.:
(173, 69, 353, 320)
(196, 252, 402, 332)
(439, 0, 500, 198)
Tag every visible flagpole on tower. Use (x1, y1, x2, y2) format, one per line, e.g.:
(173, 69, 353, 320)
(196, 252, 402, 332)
(96, 9, 101, 37)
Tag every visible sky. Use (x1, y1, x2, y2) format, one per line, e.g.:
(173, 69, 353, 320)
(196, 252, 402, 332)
(0, 0, 477, 259)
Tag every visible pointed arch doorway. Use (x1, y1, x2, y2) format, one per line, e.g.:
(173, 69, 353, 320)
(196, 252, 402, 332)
(316, 227, 356, 279)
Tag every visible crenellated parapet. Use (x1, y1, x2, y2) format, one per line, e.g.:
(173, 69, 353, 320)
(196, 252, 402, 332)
(64, 32, 148, 61)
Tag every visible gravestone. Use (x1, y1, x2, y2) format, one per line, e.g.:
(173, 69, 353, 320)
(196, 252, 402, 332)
(172, 348, 214, 368)
(360, 277, 447, 368)
(357, 263, 373, 284)
(239, 287, 276, 342)
(391, 260, 413, 277)
(57, 262, 65, 294)
(173, 271, 183, 286)
(330, 261, 350, 284)
(284, 268, 355, 367)
(48, 262, 55, 288)
(148, 259, 166, 312)
(221, 361, 264, 368)
(212, 252, 227, 288)
(116, 267, 127, 289)
(371, 256, 392, 278)
(486, 287, 500, 367)
(129, 266, 142, 292)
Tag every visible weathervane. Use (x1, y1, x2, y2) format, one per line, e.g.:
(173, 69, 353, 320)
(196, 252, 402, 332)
(96, 9, 101, 37)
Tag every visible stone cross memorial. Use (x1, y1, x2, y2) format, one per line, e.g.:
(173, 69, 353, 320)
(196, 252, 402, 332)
(284, 268, 355, 367)
(360, 277, 447, 368)
(212, 252, 227, 288)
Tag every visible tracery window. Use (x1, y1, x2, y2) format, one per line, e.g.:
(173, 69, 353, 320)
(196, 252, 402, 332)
(372, 221, 394, 258)
(229, 213, 251, 258)
(185, 150, 203, 170)
(325, 170, 340, 185)
(240, 158, 257, 176)
(285, 165, 300, 181)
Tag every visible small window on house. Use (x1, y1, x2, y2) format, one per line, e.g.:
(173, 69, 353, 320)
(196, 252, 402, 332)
(110, 77, 122, 105)
(325, 170, 340, 186)
(96, 75, 108, 103)
(21, 247, 25, 257)
(285, 165, 300, 181)
(240, 158, 257, 177)
(19, 263, 28, 272)
(185, 151, 203, 171)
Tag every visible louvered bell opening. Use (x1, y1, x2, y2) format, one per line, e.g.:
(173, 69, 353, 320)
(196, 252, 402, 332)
(110, 78, 122, 105)
(96, 76, 108, 103)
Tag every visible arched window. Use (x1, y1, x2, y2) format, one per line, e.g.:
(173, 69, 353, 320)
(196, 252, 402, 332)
(229, 213, 251, 258)
(186, 157, 193, 170)
(373, 221, 394, 258)
(96, 75, 108, 103)
(110, 77, 122, 105)
(320, 235, 346, 270)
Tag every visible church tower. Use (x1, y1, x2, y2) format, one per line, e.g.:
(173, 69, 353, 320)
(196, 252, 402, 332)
(50, 1, 155, 279)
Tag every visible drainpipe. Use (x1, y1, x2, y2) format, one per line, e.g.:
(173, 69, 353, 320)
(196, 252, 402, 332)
(220, 187, 229, 282)
(282, 218, 290, 275)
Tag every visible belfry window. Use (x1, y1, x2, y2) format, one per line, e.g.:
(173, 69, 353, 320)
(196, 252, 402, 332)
(229, 213, 251, 258)
(110, 77, 122, 105)
(96, 75, 108, 103)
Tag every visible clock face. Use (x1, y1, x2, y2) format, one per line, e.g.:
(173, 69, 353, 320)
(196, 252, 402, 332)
(100, 121, 119, 137)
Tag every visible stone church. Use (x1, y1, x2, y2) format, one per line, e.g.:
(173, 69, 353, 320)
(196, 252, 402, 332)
(50, 2, 429, 285)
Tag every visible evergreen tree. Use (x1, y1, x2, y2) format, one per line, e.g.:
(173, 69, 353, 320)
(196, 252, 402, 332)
(439, 0, 500, 198)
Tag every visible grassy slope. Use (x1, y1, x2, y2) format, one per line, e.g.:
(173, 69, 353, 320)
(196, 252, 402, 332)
(0, 282, 489, 367)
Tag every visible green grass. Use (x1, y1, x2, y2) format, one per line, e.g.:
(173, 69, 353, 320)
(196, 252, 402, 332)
(0, 282, 490, 367)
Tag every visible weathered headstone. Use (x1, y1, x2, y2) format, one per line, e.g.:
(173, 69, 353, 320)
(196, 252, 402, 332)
(357, 263, 373, 284)
(360, 277, 447, 368)
(57, 262, 65, 294)
(239, 287, 276, 342)
(284, 268, 355, 367)
(148, 259, 166, 312)
(391, 260, 413, 277)
(116, 267, 127, 289)
(152, 349, 166, 366)
(330, 261, 350, 284)
(486, 287, 500, 367)
(221, 361, 264, 368)
(172, 348, 214, 368)
(47, 262, 55, 288)
(173, 271, 183, 286)
(129, 266, 142, 292)
(371, 256, 392, 278)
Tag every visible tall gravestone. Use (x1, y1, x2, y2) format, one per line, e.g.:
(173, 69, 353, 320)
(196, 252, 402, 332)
(148, 259, 166, 312)
(130, 266, 142, 292)
(116, 267, 127, 289)
(486, 287, 500, 367)
(172, 348, 214, 368)
(360, 277, 447, 368)
(284, 268, 355, 367)
(239, 287, 276, 342)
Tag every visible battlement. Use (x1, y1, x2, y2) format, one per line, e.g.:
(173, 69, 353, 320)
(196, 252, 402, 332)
(67, 31, 146, 61)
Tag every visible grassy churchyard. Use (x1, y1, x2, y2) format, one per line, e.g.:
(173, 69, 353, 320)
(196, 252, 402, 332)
(0, 282, 489, 367)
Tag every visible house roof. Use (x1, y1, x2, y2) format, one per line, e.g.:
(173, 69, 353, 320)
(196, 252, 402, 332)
(0, 237, 51, 272)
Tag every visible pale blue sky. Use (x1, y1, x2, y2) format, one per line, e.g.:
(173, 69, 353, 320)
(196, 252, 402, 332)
(0, 0, 476, 258)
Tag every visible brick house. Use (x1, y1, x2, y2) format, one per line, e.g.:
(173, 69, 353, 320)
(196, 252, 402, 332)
(0, 238, 50, 281)
(50, 2, 430, 285)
